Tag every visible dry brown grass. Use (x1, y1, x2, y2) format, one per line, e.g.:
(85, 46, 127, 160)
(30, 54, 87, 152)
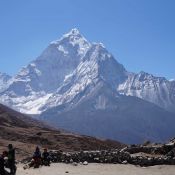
(0, 104, 124, 160)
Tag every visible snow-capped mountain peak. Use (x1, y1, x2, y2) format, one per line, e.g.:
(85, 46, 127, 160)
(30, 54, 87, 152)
(50, 28, 91, 57)
(0, 29, 175, 116)
(63, 28, 81, 37)
(50, 29, 91, 57)
(51, 28, 83, 43)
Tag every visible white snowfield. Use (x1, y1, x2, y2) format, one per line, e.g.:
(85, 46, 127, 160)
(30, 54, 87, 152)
(17, 163, 175, 175)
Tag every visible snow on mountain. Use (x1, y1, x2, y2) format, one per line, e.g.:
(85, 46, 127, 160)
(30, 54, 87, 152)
(0, 28, 91, 113)
(0, 72, 11, 93)
(40, 43, 127, 112)
(51, 28, 90, 56)
(0, 28, 128, 114)
(0, 28, 175, 143)
(117, 71, 175, 113)
(0, 29, 175, 115)
(40, 80, 175, 144)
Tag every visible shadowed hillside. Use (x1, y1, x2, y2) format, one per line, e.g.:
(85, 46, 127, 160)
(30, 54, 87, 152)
(0, 104, 124, 160)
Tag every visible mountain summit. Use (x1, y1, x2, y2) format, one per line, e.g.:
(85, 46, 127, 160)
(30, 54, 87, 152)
(0, 29, 175, 143)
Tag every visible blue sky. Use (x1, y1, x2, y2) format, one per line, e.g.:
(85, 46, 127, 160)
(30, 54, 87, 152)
(0, 0, 174, 79)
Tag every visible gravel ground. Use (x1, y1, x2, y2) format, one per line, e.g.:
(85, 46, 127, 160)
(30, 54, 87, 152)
(17, 163, 175, 175)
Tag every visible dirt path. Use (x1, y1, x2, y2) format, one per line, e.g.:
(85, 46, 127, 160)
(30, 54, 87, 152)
(17, 163, 175, 175)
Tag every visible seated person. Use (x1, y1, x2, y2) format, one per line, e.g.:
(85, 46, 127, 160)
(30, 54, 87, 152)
(29, 146, 42, 168)
(42, 148, 50, 166)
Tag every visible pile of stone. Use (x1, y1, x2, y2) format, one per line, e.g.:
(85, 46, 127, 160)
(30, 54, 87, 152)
(49, 150, 131, 164)
(125, 142, 175, 155)
(125, 141, 175, 166)
(47, 140, 175, 167)
(22, 139, 175, 167)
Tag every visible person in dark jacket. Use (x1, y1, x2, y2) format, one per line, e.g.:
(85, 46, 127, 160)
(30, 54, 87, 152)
(30, 146, 42, 168)
(33, 146, 41, 159)
(7, 144, 16, 175)
(42, 148, 50, 166)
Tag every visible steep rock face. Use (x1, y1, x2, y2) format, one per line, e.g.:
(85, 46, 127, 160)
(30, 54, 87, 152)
(8, 29, 90, 95)
(118, 72, 175, 113)
(40, 43, 127, 112)
(40, 82, 175, 144)
(0, 29, 91, 113)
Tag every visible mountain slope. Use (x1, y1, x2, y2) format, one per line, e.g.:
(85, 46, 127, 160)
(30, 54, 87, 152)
(40, 82, 175, 144)
(0, 29, 90, 114)
(118, 71, 175, 113)
(0, 104, 124, 160)
(40, 43, 127, 112)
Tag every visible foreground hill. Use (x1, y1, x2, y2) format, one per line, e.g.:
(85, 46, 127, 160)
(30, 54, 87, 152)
(0, 104, 124, 159)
